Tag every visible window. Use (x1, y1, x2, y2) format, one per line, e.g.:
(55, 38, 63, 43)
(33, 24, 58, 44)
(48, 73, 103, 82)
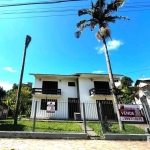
(40, 99, 57, 110)
(94, 81, 111, 95)
(42, 81, 58, 94)
(68, 82, 75, 86)
(114, 79, 119, 82)
(94, 81, 110, 89)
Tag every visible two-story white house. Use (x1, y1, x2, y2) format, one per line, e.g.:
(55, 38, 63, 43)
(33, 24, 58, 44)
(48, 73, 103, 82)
(30, 73, 122, 120)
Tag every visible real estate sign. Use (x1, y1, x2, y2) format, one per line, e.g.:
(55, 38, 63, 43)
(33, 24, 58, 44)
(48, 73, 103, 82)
(47, 102, 55, 113)
(118, 104, 144, 122)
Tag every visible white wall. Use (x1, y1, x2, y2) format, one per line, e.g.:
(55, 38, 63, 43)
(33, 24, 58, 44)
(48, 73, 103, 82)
(30, 98, 68, 119)
(78, 77, 113, 103)
(34, 77, 78, 101)
(78, 77, 113, 120)
(31, 75, 117, 120)
(31, 77, 78, 119)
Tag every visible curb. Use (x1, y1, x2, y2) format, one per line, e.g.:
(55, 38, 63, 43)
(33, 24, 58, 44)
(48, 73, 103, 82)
(104, 134, 150, 141)
(0, 131, 88, 139)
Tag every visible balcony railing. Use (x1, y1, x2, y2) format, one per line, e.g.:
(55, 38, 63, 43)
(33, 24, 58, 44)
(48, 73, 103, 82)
(32, 88, 61, 95)
(89, 88, 111, 96)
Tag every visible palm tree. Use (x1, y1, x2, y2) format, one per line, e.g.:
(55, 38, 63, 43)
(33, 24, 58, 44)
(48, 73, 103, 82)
(75, 0, 129, 130)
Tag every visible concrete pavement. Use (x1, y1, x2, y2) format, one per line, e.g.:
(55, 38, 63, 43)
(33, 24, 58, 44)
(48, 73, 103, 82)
(0, 139, 150, 150)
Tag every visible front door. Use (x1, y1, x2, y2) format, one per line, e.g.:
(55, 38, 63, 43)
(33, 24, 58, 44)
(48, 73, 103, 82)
(96, 100, 115, 120)
(68, 98, 80, 119)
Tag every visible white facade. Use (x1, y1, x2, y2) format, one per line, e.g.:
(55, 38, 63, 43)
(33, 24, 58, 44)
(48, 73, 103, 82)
(134, 78, 150, 105)
(134, 78, 150, 116)
(30, 73, 121, 120)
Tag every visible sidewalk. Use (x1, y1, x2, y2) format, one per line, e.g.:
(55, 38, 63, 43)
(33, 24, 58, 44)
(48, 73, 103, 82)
(0, 139, 150, 150)
(78, 123, 100, 139)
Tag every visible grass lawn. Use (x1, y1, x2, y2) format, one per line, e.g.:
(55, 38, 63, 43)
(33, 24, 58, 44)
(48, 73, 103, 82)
(87, 122, 145, 136)
(0, 119, 82, 132)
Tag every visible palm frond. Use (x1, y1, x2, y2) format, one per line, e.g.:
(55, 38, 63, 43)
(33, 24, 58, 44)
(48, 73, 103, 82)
(112, 16, 130, 20)
(76, 20, 87, 28)
(90, 21, 97, 31)
(107, 0, 125, 11)
(95, 0, 106, 9)
(78, 9, 92, 16)
(75, 31, 82, 38)
(75, 20, 93, 38)
(116, 0, 125, 7)
(75, 0, 129, 40)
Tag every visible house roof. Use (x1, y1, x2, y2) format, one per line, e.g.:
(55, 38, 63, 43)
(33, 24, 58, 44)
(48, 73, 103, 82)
(135, 78, 150, 86)
(29, 73, 123, 79)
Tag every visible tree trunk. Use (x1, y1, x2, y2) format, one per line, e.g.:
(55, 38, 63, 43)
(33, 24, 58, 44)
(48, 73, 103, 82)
(102, 37, 123, 131)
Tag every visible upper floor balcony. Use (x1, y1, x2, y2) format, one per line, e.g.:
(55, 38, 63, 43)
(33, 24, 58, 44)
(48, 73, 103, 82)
(89, 88, 112, 97)
(32, 88, 61, 98)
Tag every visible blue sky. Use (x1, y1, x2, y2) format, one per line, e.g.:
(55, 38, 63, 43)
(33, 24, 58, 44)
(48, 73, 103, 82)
(0, 0, 150, 90)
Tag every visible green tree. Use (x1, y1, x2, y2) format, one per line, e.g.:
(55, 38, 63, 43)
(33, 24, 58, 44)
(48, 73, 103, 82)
(6, 84, 32, 117)
(75, 0, 129, 130)
(120, 76, 133, 88)
(119, 76, 138, 104)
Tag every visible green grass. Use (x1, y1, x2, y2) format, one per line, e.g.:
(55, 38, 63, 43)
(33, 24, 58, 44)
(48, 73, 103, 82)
(87, 122, 145, 136)
(0, 119, 82, 132)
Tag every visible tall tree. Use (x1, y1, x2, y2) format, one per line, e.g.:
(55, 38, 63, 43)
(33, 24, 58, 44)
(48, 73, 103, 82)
(119, 76, 138, 104)
(121, 76, 133, 88)
(75, 0, 129, 130)
(6, 84, 32, 117)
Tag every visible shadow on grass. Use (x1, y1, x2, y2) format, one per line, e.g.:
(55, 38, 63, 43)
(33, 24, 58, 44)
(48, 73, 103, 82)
(0, 124, 26, 131)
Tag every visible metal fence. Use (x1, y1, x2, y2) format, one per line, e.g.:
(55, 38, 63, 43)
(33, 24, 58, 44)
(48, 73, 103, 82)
(31, 100, 117, 121)
(32, 101, 89, 133)
(1, 99, 150, 135)
(31, 100, 150, 133)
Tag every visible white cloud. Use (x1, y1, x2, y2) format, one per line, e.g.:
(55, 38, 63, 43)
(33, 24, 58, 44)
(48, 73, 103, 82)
(95, 39, 123, 54)
(93, 70, 105, 74)
(3, 67, 17, 73)
(0, 81, 13, 91)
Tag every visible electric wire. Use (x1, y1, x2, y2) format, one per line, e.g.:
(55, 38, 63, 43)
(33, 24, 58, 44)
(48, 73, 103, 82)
(0, 0, 85, 7)
(1, 1, 150, 19)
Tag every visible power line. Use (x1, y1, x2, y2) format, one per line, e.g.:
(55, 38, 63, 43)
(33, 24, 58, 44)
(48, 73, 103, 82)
(125, 1, 150, 4)
(0, 14, 77, 19)
(0, 9, 79, 15)
(119, 8, 150, 12)
(0, 5, 90, 12)
(0, 0, 85, 7)
(124, 68, 150, 75)
(1, 1, 150, 18)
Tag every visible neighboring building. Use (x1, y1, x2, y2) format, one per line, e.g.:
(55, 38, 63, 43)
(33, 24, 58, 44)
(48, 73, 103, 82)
(0, 104, 9, 119)
(134, 78, 150, 115)
(30, 73, 122, 120)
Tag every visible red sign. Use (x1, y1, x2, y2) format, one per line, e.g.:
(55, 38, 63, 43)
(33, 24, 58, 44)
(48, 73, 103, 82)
(47, 102, 55, 113)
(118, 104, 144, 122)
(119, 109, 135, 117)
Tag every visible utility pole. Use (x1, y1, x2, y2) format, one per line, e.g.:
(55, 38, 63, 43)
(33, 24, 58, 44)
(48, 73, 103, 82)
(14, 35, 32, 125)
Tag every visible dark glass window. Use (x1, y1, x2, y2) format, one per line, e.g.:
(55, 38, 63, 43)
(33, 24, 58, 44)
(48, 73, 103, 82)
(42, 81, 58, 94)
(114, 79, 119, 82)
(40, 99, 57, 110)
(68, 82, 75, 86)
(94, 81, 111, 95)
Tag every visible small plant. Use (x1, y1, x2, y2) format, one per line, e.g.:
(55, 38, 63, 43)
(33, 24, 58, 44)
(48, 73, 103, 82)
(104, 116, 112, 132)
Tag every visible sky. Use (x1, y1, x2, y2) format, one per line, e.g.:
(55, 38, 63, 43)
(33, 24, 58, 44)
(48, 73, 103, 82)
(0, 0, 150, 91)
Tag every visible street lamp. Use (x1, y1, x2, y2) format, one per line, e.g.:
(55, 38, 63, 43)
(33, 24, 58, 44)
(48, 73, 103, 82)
(14, 35, 32, 125)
